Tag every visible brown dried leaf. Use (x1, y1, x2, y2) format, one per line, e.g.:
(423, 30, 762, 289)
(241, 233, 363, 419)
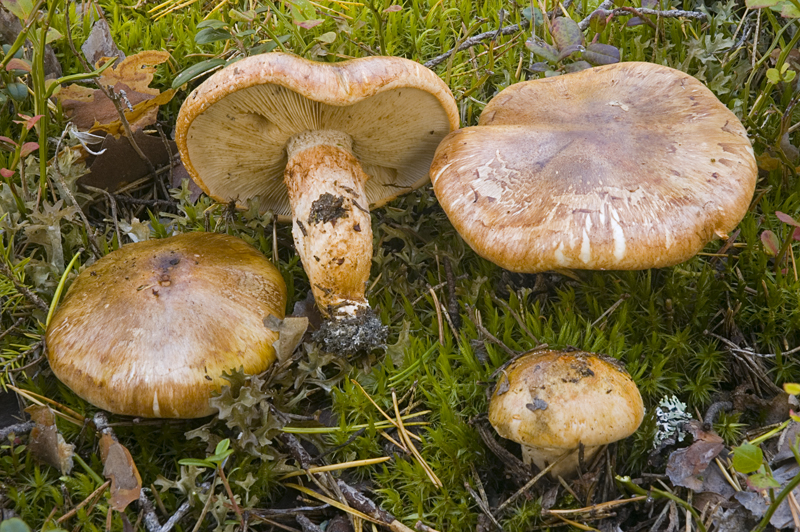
(81, 18, 125, 66)
(24, 405, 74, 474)
(78, 130, 176, 191)
(756, 152, 782, 172)
(100, 433, 142, 511)
(56, 51, 174, 136)
(666, 421, 724, 490)
(264, 315, 310, 362)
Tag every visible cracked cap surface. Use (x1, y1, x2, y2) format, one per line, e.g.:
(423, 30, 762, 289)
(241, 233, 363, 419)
(430, 62, 757, 272)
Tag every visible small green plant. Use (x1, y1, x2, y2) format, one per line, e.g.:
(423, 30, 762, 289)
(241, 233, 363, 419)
(526, 16, 619, 76)
(178, 438, 234, 470)
(746, 0, 800, 18)
(760, 210, 800, 274)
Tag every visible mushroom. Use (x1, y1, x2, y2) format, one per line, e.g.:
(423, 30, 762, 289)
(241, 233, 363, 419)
(45, 232, 286, 418)
(175, 53, 459, 351)
(430, 62, 757, 272)
(488, 349, 644, 478)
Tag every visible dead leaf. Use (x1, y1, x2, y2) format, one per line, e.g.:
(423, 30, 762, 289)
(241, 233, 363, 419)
(56, 51, 174, 136)
(292, 290, 323, 330)
(756, 152, 782, 172)
(99, 433, 142, 511)
(264, 315, 310, 362)
(78, 130, 175, 191)
(735, 464, 800, 529)
(666, 420, 725, 491)
(81, 18, 125, 66)
(24, 405, 74, 474)
(169, 160, 202, 201)
(774, 421, 800, 463)
(780, 133, 799, 163)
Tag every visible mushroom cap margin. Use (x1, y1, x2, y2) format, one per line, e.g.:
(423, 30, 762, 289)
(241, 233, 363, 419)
(45, 232, 287, 418)
(431, 62, 757, 272)
(488, 350, 644, 450)
(175, 53, 460, 220)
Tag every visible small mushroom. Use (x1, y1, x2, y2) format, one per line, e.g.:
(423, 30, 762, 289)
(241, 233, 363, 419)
(175, 53, 459, 351)
(488, 349, 644, 478)
(45, 232, 287, 418)
(430, 62, 757, 272)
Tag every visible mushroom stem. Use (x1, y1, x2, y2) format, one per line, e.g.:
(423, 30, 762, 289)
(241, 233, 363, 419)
(284, 130, 373, 319)
(521, 444, 600, 479)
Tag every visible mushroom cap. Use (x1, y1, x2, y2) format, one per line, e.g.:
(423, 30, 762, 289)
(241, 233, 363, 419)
(431, 62, 758, 272)
(488, 350, 644, 451)
(175, 53, 459, 219)
(45, 232, 287, 418)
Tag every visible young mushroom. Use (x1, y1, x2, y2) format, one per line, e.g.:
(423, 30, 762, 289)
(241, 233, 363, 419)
(45, 232, 287, 418)
(430, 62, 758, 272)
(175, 53, 459, 352)
(489, 349, 644, 479)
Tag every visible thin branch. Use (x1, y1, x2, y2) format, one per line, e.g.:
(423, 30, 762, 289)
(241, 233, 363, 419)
(424, 20, 531, 69)
(0, 317, 25, 342)
(0, 421, 34, 440)
(424, 3, 707, 70)
(578, 0, 614, 30)
(82, 185, 122, 246)
(63, 8, 159, 185)
(139, 489, 193, 532)
(51, 127, 103, 257)
(578, 3, 707, 30)
(109, 195, 177, 208)
(0, 261, 49, 312)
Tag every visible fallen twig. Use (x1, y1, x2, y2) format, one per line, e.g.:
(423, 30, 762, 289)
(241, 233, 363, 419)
(64, 9, 160, 190)
(0, 261, 50, 312)
(0, 421, 35, 440)
(0, 317, 25, 343)
(51, 126, 103, 257)
(139, 486, 198, 532)
(424, 19, 531, 69)
(82, 185, 122, 246)
(494, 451, 572, 516)
(57, 480, 112, 524)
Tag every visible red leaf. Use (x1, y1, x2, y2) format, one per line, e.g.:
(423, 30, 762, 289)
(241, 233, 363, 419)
(20, 142, 39, 157)
(12, 113, 43, 130)
(761, 230, 780, 256)
(0, 136, 18, 148)
(794, 227, 800, 242)
(0, 168, 14, 178)
(6, 58, 31, 72)
(776, 211, 800, 228)
(294, 19, 324, 28)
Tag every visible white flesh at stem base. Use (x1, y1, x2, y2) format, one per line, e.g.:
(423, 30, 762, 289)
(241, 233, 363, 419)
(521, 443, 600, 479)
(284, 129, 373, 319)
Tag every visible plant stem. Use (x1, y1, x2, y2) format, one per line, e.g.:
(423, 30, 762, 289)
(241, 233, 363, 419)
(753, 470, 800, 532)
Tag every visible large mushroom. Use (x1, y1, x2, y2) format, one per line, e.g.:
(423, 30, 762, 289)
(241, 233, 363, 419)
(45, 232, 286, 418)
(489, 349, 644, 478)
(430, 62, 757, 272)
(175, 53, 459, 351)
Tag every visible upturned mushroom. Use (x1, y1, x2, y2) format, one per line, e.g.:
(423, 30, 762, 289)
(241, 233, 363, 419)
(430, 62, 757, 272)
(45, 232, 286, 418)
(175, 53, 459, 351)
(488, 349, 644, 478)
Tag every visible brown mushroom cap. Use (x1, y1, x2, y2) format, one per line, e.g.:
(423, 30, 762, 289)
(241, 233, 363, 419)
(431, 62, 757, 272)
(488, 349, 644, 475)
(176, 53, 459, 220)
(45, 232, 287, 418)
